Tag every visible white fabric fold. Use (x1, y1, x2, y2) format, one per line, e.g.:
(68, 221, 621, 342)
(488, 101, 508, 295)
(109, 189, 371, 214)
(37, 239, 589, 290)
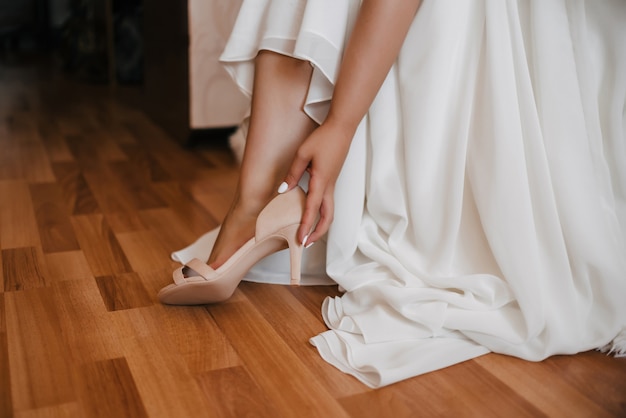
(175, 0, 626, 387)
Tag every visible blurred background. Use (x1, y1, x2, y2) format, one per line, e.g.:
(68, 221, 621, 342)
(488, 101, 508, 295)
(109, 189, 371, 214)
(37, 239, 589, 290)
(0, 0, 247, 146)
(0, 0, 143, 84)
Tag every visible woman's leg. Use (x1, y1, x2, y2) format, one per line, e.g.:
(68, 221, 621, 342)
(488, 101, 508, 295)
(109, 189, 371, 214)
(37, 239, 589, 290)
(207, 50, 317, 268)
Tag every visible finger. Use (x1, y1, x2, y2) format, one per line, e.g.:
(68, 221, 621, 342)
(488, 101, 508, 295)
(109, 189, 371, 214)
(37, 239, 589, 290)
(299, 175, 325, 245)
(279, 149, 310, 194)
(299, 193, 322, 245)
(307, 192, 334, 244)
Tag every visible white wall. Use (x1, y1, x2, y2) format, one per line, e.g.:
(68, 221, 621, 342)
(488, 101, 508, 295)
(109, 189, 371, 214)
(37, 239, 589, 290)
(188, 0, 248, 128)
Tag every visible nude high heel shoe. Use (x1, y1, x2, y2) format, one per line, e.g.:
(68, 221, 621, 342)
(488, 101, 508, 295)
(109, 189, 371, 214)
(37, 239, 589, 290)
(158, 186, 306, 305)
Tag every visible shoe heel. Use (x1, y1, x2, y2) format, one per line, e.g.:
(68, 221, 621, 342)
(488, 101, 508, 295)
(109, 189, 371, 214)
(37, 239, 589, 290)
(276, 223, 303, 285)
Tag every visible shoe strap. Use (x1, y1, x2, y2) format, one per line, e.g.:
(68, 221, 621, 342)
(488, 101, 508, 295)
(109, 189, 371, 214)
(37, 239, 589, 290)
(173, 258, 216, 284)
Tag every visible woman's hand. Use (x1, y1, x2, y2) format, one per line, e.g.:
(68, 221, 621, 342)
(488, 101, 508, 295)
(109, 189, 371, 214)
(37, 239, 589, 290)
(279, 0, 422, 246)
(279, 120, 354, 246)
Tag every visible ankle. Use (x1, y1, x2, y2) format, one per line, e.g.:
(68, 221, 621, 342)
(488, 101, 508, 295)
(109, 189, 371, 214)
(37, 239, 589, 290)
(232, 186, 278, 218)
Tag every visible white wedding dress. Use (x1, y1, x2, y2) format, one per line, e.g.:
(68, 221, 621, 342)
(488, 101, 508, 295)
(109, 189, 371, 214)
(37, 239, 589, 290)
(174, 0, 626, 388)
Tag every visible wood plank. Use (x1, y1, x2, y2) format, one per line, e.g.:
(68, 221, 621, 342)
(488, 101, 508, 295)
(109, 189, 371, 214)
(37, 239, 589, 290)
(64, 134, 100, 170)
(45, 250, 94, 282)
(108, 161, 167, 210)
(196, 366, 280, 418)
(139, 207, 206, 258)
(2, 247, 48, 291)
(195, 143, 239, 169)
(111, 144, 173, 183)
(52, 162, 101, 216)
(30, 183, 81, 253)
(92, 131, 128, 162)
(70, 214, 133, 277)
(55, 101, 104, 137)
(78, 358, 148, 418)
(104, 211, 148, 234)
(89, 101, 116, 131)
(287, 283, 343, 321)
(55, 115, 85, 137)
(95, 273, 153, 311)
(80, 164, 138, 214)
(108, 125, 138, 146)
(208, 299, 351, 417)
(37, 119, 75, 163)
(117, 143, 172, 183)
(8, 113, 56, 183)
(183, 151, 239, 222)
(151, 182, 219, 238)
(137, 266, 182, 298)
(474, 352, 619, 417)
(338, 387, 421, 417)
(0, 293, 13, 417)
(5, 288, 76, 411)
(121, 333, 214, 418)
(123, 119, 207, 181)
(21, 137, 57, 184)
(0, 249, 3, 292)
(339, 359, 544, 418)
(543, 353, 626, 417)
(115, 230, 173, 274)
(241, 282, 369, 398)
(51, 279, 124, 363)
(14, 402, 82, 418)
(0, 121, 21, 180)
(146, 153, 173, 182)
(0, 180, 40, 249)
(145, 304, 241, 373)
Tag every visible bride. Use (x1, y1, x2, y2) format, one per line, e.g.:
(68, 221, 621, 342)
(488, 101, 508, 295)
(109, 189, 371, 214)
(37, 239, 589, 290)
(159, 0, 626, 388)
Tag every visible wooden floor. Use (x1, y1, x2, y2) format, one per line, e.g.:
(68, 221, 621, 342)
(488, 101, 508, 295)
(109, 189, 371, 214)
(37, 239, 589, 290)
(1, 56, 625, 418)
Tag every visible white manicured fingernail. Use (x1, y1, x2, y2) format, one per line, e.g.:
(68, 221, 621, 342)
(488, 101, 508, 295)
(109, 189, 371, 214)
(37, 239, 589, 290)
(305, 241, 315, 249)
(277, 182, 288, 194)
(301, 234, 309, 246)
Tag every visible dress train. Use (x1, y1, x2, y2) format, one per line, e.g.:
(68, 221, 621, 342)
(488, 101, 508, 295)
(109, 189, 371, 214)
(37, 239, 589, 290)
(173, 0, 626, 387)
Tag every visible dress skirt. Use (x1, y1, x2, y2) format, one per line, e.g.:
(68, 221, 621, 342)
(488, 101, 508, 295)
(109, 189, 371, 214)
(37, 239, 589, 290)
(177, 0, 626, 387)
